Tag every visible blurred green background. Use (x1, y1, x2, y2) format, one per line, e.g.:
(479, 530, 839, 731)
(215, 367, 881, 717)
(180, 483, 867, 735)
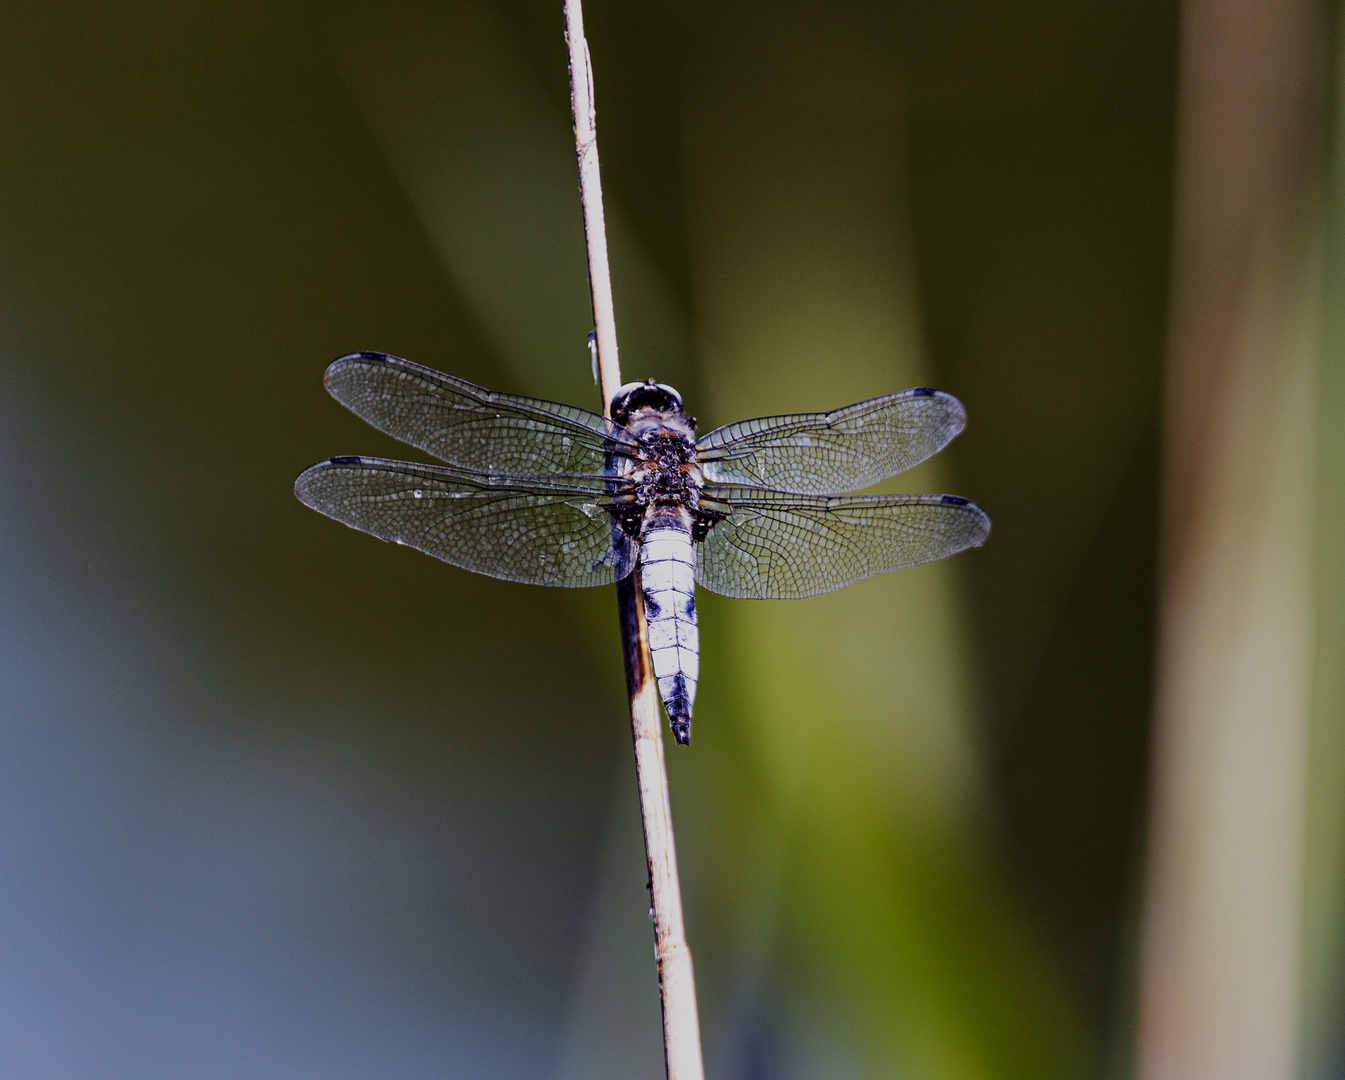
(0, 0, 1338, 1077)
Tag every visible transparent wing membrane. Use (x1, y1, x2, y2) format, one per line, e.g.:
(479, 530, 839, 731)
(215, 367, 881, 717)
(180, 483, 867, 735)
(697, 387, 966, 494)
(302, 356, 989, 601)
(295, 456, 636, 588)
(323, 352, 630, 477)
(695, 487, 990, 599)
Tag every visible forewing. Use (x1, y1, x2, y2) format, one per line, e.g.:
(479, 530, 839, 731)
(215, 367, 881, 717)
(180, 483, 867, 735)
(695, 486, 990, 599)
(323, 352, 629, 475)
(295, 456, 636, 588)
(696, 388, 966, 494)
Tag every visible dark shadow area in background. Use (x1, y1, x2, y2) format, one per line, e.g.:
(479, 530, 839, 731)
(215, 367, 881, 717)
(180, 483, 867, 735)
(907, 1, 1176, 1056)
(995, 432, 1159, 1048)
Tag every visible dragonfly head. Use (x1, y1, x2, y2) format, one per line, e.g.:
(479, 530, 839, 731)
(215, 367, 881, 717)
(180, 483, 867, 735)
(610, 379, 684, 425)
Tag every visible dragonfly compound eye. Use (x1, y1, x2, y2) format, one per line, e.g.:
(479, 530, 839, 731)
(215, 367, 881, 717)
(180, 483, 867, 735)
(611, 380, 684, 424)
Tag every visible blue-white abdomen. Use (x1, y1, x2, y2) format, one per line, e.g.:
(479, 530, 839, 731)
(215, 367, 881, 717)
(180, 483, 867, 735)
(640, 516, 699, 744)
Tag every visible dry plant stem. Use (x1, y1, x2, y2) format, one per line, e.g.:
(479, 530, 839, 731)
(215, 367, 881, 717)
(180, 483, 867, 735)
(617, 576, 704, 1080)
(563, 3, 705, 1078)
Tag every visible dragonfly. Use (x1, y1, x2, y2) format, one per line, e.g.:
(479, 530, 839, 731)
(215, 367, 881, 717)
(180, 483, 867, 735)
(295, 351, 991, 745)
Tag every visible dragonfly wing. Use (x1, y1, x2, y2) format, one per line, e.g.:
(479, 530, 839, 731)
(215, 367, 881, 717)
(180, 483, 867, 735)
(295, 456, 636, 588)
(323, 352, 631, 475)
(695, 486, 990, 599)
(696, 388, 966, 494)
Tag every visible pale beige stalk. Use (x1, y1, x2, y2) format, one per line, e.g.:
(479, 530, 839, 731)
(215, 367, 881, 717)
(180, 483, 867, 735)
(1137, 0, 1320, 1076)
(562, 4, 705, 1078)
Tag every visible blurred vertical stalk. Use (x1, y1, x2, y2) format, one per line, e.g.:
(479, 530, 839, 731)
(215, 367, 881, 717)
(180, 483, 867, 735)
(563, 5, 705, 1079)
(1137, 0, 1323, 1076)
(1299, 6, 1345, 1075)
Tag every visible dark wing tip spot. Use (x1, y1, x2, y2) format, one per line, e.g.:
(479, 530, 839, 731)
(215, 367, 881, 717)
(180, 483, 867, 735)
(910, 386, 938, 397)
(945, 495, 993, 546)
(329, 455, 363, 465)
(328, 350, 400, 373)
(937, 493, 993, 544)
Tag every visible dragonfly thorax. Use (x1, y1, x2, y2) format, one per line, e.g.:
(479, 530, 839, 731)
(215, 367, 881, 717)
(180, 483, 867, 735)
(624, 423, 704, 529)
(605, 394, 708, 539)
